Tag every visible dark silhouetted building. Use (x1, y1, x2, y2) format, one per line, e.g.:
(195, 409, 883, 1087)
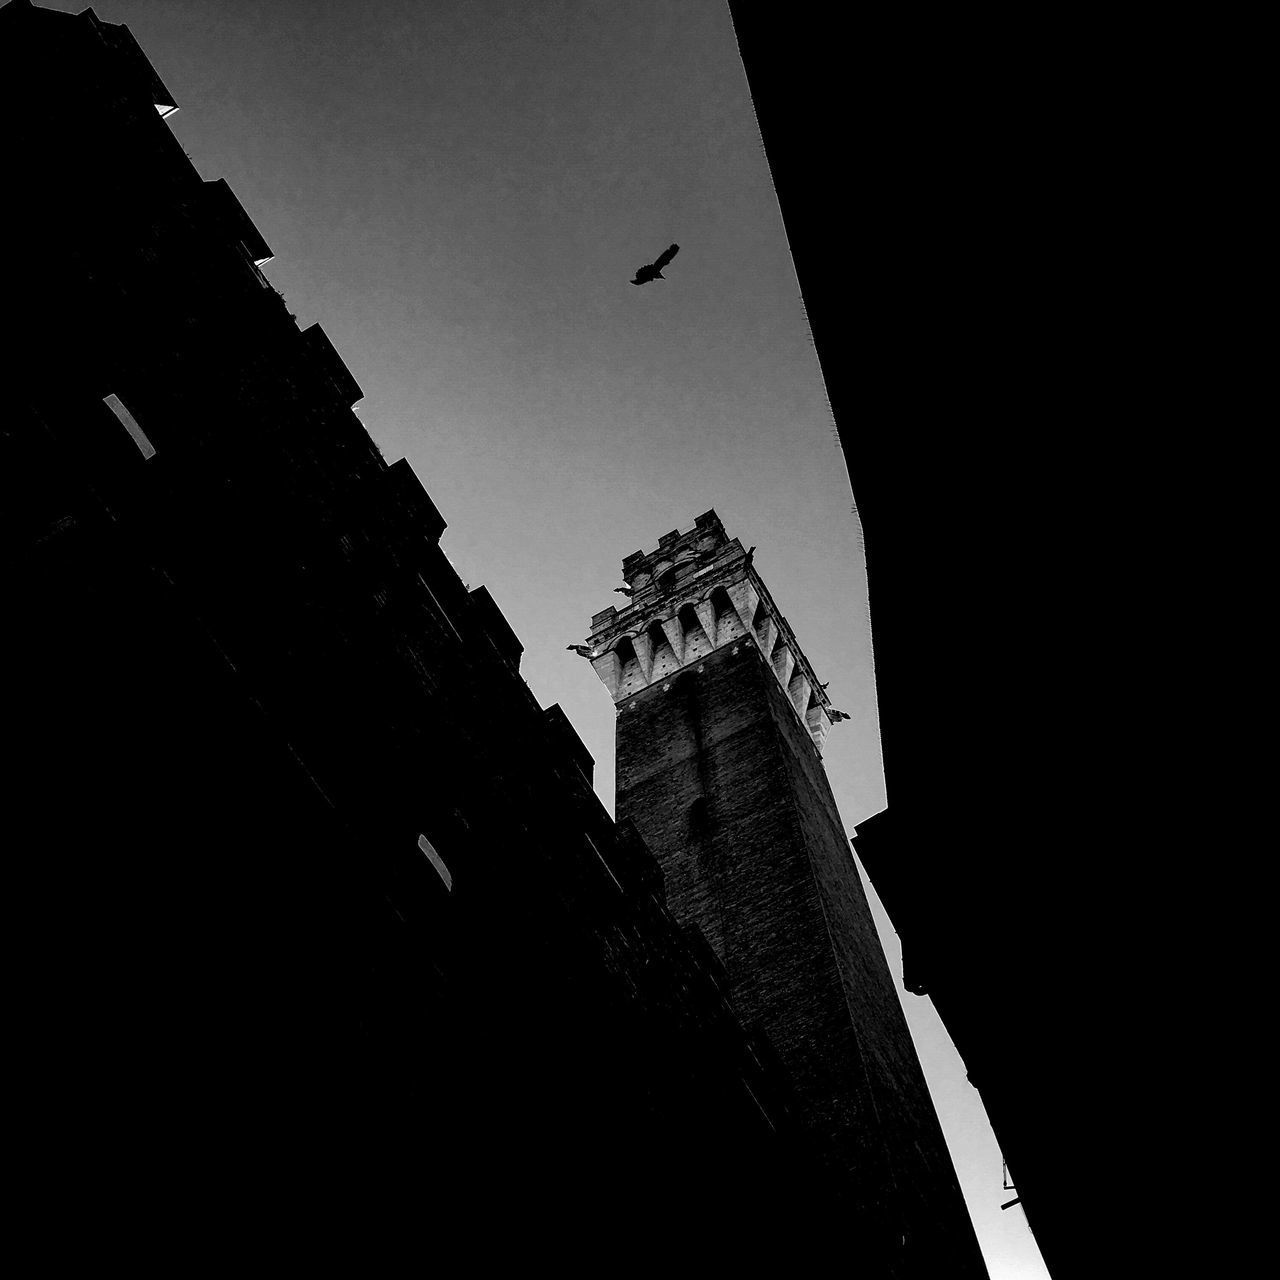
(1, 0, 817, 1255)
(585, 516, 987, 1276)
(727, 5, 1154, 1275)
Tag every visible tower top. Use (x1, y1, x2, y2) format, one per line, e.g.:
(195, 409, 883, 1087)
(583, 510, 837, 754)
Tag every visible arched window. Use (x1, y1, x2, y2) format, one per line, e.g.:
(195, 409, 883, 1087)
(678, 603, 700, 635)
(708, 585, 744, 646)
(646, 619, 679, 680)
(615, 635, 644, 697)
(688, 795, 710, 833)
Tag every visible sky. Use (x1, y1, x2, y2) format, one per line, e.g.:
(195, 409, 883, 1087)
(89, 2, 1049, 1273)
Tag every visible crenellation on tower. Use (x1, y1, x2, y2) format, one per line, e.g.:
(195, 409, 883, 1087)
(584, 509, 835, 753)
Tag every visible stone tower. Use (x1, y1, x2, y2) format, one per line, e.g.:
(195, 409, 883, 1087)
(585, 511, 987, 1275)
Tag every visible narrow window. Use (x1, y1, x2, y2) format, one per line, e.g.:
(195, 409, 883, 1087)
(688, 795, 710, 833)
(103, 394, 156, 460)
(418, 834, 453, 892)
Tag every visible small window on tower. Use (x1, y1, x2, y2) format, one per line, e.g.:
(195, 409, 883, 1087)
(678, 604, 700, 635)
(688, 795, 710, 833)
(418, 834, 453, 892)
(103, 394, 156, 460)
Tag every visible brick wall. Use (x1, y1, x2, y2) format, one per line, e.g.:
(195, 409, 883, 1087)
(618, 640, 987, 1274)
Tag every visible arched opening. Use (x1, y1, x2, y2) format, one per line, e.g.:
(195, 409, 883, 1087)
(615, 635, 644, 697)
(709, 586, 744, 646)
(646, 619, 680, 681)
(788, 667, 810, 713)
(688, 795, 710, 835)
(678, 601, 712, 662)
(771, 636, 794, 686)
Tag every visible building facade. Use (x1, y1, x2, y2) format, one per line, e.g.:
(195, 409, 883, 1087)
(585, 515, 988, 1276)
(725, 6, 1145, 1274)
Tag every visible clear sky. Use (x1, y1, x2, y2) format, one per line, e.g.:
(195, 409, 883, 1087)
(91, 2, 1049, 1272)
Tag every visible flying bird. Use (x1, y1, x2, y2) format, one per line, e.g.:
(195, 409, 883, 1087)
(631, 243, 680, 286)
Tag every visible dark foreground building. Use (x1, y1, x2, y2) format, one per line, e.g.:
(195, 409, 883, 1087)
(4, 2, 987, 1270)
(727, 5, 1155, 1275)
(1, 0, 808, 1253)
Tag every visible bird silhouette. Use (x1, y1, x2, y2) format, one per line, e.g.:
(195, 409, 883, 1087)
(631, 243, 679, 286)
(566, 644, 593, 657)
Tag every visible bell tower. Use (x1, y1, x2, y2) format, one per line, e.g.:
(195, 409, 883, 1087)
(584, 510, 986, 1276)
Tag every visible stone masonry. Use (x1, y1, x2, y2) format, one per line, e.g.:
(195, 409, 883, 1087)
(585, 511, 988, 1276)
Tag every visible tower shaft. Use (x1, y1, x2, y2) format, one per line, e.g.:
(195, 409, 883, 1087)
(588, 511, 987, 1274)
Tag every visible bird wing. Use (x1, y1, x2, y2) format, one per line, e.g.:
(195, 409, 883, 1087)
(653, 243, 679, 270)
